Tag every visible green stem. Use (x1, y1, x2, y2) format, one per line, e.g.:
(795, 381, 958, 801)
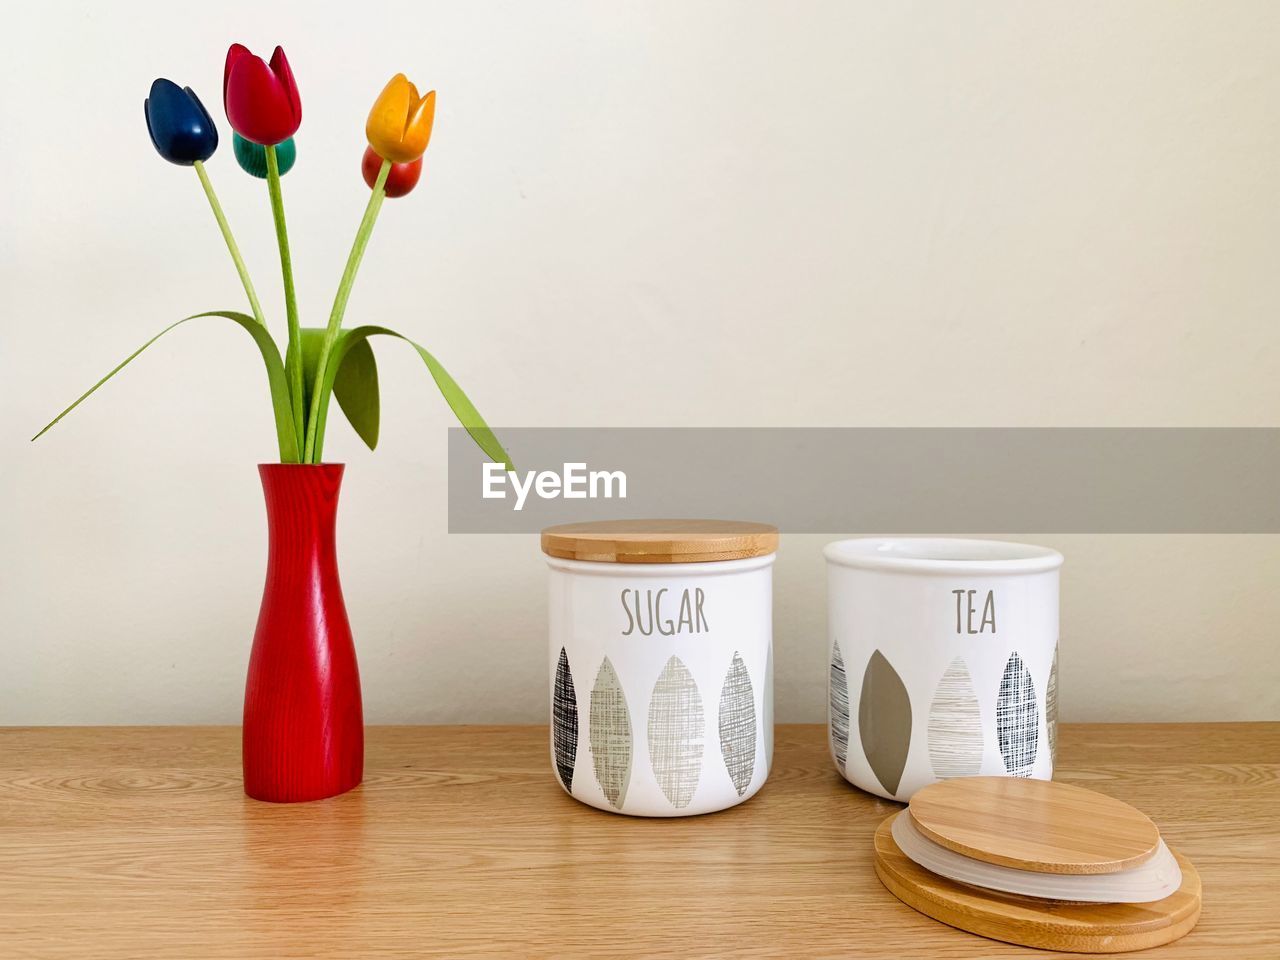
(193, 161, 266, 328)
(303, 159, 391, 463)
(265, 145, 305, 454)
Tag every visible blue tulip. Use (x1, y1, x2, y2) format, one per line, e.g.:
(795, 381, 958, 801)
(144, 79, 218, 165)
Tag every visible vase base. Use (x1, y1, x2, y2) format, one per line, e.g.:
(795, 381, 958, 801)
(244, 771, 363, 804)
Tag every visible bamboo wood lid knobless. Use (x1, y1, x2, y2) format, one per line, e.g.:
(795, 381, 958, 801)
(908, 777, 1162, 875)
(873, 814, 1202, 953)
(541, 519, 779, 564)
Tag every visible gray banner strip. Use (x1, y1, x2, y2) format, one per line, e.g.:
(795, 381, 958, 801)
(448, 428, 1280, 533)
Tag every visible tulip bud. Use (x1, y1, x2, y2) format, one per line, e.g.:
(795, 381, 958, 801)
(223, 43, 302, 146)
(362, 146, 421, 198)
(366, 74, 435, 164)
(144, 79, 218, 165)
(234, 134, 297, 179)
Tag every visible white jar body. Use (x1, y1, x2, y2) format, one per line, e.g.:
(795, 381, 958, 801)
(548, 554, 774, 817)
(826, 539, 1061, 802)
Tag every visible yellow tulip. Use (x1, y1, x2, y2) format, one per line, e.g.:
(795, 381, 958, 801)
(366, 74, 436, 164)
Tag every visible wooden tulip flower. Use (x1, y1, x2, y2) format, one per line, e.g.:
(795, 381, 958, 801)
(224, 42, 306, 448)
(234, 134, 297, 179)
(223, 44, 302, 145)
(144, 79, 218, 165)
(139, 79, 268, 334)
(362, 146, 421, 198)
(366, 74, 435, 163)
(300, 74, 440, 461)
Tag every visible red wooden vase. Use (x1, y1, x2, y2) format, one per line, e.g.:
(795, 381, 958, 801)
(243, 464, 363, 802)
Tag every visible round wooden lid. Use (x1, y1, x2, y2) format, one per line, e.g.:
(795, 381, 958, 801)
(873, 814, 1201, 953)
(540, 519, 779, 564)
(908, 777, 1161, 875)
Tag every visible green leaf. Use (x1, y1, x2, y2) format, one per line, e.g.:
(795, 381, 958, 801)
(308, 325, 510, 468)
(299, 328, 324, 414)
(334, 338, 380, 450)
(300, 327, 380, 451)
(32, 310, 300, 463)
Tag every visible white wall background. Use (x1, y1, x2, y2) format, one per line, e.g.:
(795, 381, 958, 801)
(2, 1, 1277, 724)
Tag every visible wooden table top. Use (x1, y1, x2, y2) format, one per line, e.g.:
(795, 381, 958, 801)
(2, 723, 1276, 959)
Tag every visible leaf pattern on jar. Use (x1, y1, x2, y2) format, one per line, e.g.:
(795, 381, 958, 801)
(552, 647, 579, 792)
(589, 657, 632, 809)
(928, 656, 983, 779)
(859, 649, 912, 797)
(997, 651, 1039, 777)
(648, 655, 704, 809)
(718, 652, 756, 797)
(829, 642, 850, 773)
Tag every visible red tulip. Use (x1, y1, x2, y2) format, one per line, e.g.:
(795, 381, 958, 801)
(362, 146, 422, 198)
(223, 43, 301, 145)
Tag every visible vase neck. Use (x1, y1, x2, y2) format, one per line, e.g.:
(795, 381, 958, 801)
(258, 464, 345, 552)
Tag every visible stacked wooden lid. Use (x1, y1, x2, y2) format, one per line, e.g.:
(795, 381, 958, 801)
(873, 777, 1201, 953)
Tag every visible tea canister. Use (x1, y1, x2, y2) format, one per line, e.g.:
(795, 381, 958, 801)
(825, 537, 1063, 803)
(542, 519, 778, 817)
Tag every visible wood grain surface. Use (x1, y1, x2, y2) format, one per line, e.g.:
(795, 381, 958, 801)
(908, 776, 1162, 874)
(875, 812, 1201, 952)
(0, 723, 1276, 959)
(540, 519, 779, 563)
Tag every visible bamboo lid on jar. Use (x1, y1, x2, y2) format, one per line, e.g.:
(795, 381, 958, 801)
(541, 519, 779, 564)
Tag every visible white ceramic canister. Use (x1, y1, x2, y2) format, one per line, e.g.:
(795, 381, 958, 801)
(825, 538, 1063, 802)
(543, 520, 778, 817)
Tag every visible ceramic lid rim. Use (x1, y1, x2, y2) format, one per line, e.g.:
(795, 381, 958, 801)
(825, 537, 1063, 575)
